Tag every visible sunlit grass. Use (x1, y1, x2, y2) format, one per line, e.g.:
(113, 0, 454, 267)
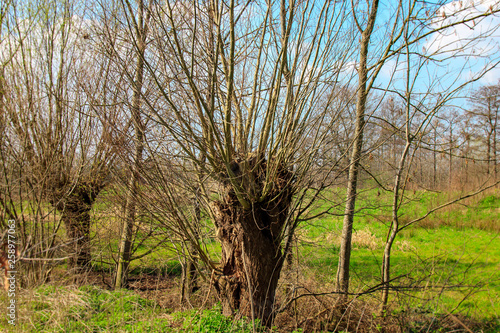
(4, 187, 498, 331)
(298, 187, 500, 321)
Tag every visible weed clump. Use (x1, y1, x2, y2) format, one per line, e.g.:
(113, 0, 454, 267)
(176, 303, 269, 332)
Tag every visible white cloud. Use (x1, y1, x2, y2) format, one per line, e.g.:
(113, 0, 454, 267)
(471, 63, 500, 84)
(340, 61, 357, 76)
(482, 66, 500, 83)
(426, 0, 500, 57)
(378, 58, 404, 81)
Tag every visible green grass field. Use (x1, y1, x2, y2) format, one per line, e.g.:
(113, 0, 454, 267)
(296, 187, 500, 327)
(1, 188, 499, 332)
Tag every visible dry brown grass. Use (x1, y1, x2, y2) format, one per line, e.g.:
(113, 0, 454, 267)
(351, 229, 381, 251)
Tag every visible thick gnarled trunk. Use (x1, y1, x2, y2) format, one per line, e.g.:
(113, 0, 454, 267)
(62, 209, 92, 269)
(213, 200, 287, 326)
(212, 158, 292, 326)
(50, 178, 103, 271)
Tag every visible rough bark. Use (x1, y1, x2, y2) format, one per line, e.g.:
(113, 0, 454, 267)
(51, 179, 103, 271)
(212, 156, 293, 327)
(63, 209, 92, 269)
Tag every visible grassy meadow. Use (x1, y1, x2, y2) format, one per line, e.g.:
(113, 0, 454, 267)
(1, 187, 499, 332)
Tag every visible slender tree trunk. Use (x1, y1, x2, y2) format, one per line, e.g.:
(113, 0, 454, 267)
(115, 2, 146, 288)
(114, 82, 145, 288)
(487, 130, 492, 175)
(115, 164, 141, 288)
(336, 0, 379, 301)
(380, 226, 397, 313)
(433, 126, 437, 188)
(181, 197, 201, 303)
(493, 110, 498, 180)
(464, 159, 468, 184)
(380, 141, 411, 314)
(493, 129, 497, 180)
(188, 195, 201, 293)
(449, 126, 453, 190)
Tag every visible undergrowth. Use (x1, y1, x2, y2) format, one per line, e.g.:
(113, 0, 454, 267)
(8, 285, 173, 332)
(1, 189, 498, 332)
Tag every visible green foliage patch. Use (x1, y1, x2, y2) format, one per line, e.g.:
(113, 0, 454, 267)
(176, 303, 267, 333)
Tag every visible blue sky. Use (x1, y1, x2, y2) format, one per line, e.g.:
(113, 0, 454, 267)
(377, 0, 500, 97)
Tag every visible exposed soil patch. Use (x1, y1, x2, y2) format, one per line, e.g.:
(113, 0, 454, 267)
(129, 274, 181, 310)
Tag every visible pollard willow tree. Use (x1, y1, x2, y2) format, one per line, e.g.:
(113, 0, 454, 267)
(0, 0, 120, 274)
(116, 0, 358, 325)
